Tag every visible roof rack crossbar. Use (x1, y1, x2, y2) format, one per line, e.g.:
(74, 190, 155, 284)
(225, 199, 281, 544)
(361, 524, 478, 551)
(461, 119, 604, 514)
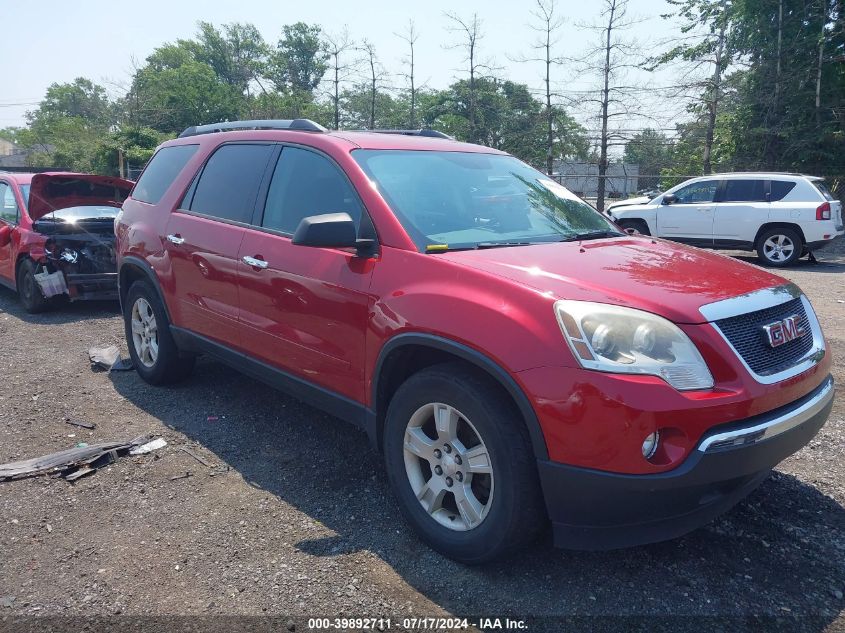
(178, 119, 327, 138)
(352, 129, 453, 140)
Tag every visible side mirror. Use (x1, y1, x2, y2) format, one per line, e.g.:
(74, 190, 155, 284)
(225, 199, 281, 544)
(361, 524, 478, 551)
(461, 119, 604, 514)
(662, 194, 678, 205)
(0, 225, 11, 248)
(292, 213, 374, 256)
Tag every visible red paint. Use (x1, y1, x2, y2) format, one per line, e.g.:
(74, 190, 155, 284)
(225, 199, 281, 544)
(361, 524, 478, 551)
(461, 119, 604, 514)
(0, 172, 132, 293)
(0, 173, 41, 287)
(27, 173, 133, 220)
(117, 129, 830, 476)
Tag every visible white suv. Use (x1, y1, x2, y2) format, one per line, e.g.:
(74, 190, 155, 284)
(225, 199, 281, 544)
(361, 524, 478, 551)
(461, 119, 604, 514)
(608, 173, 844, 266)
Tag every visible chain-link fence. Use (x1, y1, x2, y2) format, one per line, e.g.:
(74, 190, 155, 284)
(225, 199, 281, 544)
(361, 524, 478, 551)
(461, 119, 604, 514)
(552, 169, 845, 206)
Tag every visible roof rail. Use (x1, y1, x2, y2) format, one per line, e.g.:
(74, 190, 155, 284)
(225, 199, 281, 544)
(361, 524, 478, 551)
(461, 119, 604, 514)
(178, 119, 327, 138)
(352, 129, 453, 140)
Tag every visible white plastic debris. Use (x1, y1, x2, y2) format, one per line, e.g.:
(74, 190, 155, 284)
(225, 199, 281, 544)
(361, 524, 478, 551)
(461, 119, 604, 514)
(34, 270, 67, 298)
(129, 438, 168, 455)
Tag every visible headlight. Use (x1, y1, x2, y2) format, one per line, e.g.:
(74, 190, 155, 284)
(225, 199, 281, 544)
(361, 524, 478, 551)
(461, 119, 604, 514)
(554, 300, 714, 391)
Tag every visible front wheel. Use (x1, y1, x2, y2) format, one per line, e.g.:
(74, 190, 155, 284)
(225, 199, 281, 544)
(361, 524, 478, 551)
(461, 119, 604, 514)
(617, 219, 651, 236)
(756, 227, 802, 267)
(124, 280, 195, 384)
(383, 363, 545, 564)
(16, 259, 52, 314)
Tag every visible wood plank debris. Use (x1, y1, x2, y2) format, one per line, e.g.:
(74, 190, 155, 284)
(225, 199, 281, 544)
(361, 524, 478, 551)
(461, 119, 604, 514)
(0, 435, 151, 482)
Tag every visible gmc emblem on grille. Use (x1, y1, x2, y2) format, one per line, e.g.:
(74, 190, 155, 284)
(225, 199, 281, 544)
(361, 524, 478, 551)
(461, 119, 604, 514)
(762, 315, 806, 348)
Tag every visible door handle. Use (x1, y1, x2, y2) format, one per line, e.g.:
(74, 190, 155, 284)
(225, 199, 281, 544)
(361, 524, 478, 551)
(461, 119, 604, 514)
(242, 255, 268, 269)
(166, 234, 185, 245)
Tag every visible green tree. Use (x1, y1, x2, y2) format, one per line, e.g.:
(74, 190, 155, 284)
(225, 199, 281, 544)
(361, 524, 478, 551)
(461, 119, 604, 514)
(268, 23, 328, 94)
(16, 78, 115, 171)
(623, 129, 673, 181)
(92, 126, 169, 177)
(35, 78, 112, 123)
(651, 0, 735, 175)
(339, 86, 407, 130)
(423, 79, 588, 168)
(0, 127, 24, 144)
(128, 42, 244, 134)
(190, 22, 268, 95)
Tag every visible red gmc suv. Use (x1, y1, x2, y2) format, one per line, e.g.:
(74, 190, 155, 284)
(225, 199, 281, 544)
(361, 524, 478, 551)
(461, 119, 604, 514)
(115, 119, 834, 563)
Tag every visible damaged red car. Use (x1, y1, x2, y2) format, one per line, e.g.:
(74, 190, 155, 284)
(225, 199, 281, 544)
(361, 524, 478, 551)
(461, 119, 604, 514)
(0, 172, 133, 312)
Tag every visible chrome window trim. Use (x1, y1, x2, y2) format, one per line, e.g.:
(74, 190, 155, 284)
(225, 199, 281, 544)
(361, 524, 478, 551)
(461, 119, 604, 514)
(700, 285, 826, 385)
(697, 377, 834, 452)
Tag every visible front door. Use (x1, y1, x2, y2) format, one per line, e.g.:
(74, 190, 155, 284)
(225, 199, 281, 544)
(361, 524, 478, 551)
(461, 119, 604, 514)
(657, 179, 720, 246)
(164, 142, 275, 347)
(0, 181, 19, 284)
(237, 145, 375, 401)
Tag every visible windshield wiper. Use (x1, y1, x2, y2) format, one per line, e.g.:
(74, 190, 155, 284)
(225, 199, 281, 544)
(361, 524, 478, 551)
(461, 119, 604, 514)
(475, 241, 536, 249)
(560, 230, 622, 242)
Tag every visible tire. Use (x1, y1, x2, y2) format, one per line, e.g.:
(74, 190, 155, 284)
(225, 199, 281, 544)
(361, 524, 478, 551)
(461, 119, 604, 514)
(756, 227, 802, 267)
(124, 280, 195, 384)
(16, 259, 52, 314)
(383, 362, 545, 564)
(617, 219, 651, 236)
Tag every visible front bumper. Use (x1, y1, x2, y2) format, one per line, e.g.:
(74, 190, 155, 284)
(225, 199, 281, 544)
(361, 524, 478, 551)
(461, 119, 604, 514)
(538, 375, 834, 550)
(65, 272, 118, 301)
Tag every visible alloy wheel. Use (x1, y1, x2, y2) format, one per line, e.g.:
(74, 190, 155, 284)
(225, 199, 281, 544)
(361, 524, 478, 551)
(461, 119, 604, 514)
(131, 297, 159, 368)
(403, 402, 494, 531)
(762, 234, 795, 263)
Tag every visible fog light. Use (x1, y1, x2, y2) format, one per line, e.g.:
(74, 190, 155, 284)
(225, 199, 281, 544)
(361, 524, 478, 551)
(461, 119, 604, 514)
(642, 431, 660, 460)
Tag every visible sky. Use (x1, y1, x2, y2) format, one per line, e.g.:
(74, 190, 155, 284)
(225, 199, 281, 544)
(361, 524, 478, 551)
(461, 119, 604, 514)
(0, 0, 687, 138)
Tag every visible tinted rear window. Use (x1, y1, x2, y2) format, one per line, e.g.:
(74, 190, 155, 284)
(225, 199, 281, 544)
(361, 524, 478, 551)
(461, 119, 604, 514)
(187, 144, 275, 224)
(770, 180, 797, 201)
(812, 180, 835, 201)
(133, 144, 199, 204)
(722, 179, 766, 202)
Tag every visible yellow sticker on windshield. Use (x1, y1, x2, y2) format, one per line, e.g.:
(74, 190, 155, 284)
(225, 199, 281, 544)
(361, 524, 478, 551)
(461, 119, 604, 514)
(426, 244, 449, 252)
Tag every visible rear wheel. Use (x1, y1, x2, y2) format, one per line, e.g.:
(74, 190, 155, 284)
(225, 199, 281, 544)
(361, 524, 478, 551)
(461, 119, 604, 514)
(617, 219, 651, 236)
(756, 227, 802, 267)
(124, 280, 194, 384)
(383, 363, 545, 564)
(16, 259, 51, 314)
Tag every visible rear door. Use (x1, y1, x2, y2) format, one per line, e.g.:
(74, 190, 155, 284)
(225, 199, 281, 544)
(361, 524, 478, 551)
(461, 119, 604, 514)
(237, 145, 375, 402)
(713, 178, 769, 247)
(164, 142, 276, 347)
(656, 179, 719, 246)
(0, 181, 19, 283)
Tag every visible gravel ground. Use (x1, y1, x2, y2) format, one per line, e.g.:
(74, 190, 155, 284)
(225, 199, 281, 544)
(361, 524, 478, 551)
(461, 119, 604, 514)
(0, 241, 843, 632)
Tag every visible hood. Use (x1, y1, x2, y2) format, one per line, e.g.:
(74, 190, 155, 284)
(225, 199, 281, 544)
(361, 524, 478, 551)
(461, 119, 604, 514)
(607, 195, 650, 210)
(27, 173, 134, 221)
(440, 236, 789, 324)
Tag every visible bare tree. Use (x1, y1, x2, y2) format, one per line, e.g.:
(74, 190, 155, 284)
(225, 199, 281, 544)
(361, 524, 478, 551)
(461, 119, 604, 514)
(324, 28, 356, 130)
(576, 0, 644, 212)
(357, 39, 389, 129)
(815, 0, 830, 128)
(650, 0, 734, 175)
(512, 0, 567, 175)
(444, 12, 488, 143)
(396, 19, 420, 128)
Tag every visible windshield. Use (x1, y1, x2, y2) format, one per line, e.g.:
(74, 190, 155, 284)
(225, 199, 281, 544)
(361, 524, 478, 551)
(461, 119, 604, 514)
(35, 205, 120, 223)
(352, 150, 619, 250)
(20, 184, 30, 208)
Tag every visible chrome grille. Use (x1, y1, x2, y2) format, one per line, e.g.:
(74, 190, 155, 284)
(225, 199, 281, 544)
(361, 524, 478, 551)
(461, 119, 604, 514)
(714, 297, 814, 376)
